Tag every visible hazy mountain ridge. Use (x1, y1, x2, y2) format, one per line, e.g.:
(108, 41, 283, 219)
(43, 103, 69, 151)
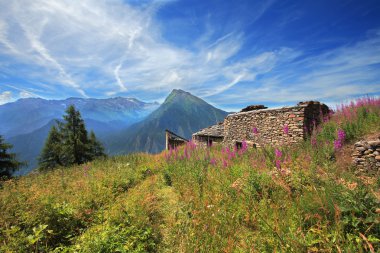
(107, 89, 229, 154)
(0, 97, 159, 138)
(0, 96, 159, 175)
(1, 90, 228, 175)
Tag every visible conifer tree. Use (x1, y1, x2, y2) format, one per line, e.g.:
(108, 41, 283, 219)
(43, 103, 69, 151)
(0, 135, 22, 178)
(59, 105, 90, 166)
(38, 126, 62, 171)
(88, 130, 106, 160)
(39, 105, 106, 170)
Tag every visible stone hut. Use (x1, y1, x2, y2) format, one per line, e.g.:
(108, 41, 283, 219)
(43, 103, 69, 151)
(192, 122, 224, 147)
(165, 129, 188, 150)
(192, 101, 329, 148)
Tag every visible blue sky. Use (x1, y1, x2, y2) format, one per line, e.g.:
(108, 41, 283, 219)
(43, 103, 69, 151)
(0, 0, 379, 110)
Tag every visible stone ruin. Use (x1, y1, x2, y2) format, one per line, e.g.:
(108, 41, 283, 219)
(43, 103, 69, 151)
(352, 136, 380, 174)
(192, 101, 330, 148)
(165, 129, 188, 150)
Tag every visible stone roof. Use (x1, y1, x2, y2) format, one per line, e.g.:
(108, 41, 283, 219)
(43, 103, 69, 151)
(193, 122, 224, 137)
(240, 105, 268, 112)
(166, 130, 188, 141)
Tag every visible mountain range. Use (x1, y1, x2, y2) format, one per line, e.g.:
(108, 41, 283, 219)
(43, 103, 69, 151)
(106, 89, 228, 154)
(0, 90, 228, 175)
(0, 97, 159, 138)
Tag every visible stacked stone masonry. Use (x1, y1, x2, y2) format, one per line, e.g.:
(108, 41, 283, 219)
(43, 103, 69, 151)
(352, 136, 380, 174)
(192, 101, 329, 148)
(223, 101, 329, 147)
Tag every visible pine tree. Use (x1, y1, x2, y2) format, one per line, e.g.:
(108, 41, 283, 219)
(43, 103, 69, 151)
(0, 135, 22, 178)
(88, 130, 106, 160)
(38, 126, 62, 171)
(39, 105, 106, 170)
(59, 105, 90, 166)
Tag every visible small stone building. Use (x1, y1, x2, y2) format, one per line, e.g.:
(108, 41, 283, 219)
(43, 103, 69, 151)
(193, 101, 329, 148)
(165, 129, 188, 150)
(192, 122, 224, 147)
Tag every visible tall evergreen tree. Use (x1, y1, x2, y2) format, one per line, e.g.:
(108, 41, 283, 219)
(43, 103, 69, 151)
(59, 105, 89, 166)
(0, 135, 22, 178)
(38, 126, 62, 171)
(38, 105, 106, 170)
(88, 130, 106, 160)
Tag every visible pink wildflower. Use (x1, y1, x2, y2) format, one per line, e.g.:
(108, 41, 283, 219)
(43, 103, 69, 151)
(252, 127, 259, 134)
(283, 124, 289, 134)
(275, 148, 282, 158)
(83, 165, 90, 176)
(334, 129, 346, 151)
(311, 137, 317, 147)
(275, 160, 281, 170)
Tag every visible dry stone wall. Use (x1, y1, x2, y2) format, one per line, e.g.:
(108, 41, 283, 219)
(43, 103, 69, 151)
(352, 137, 380, 174)
(223, 102, 329, 148)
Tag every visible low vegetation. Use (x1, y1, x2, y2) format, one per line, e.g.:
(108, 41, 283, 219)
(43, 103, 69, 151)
(0, 97, 379, 252)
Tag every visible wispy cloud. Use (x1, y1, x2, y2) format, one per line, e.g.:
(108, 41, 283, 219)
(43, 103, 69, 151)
(0, 91, 12, 105)
(210, 30, 380, 107)
(0, 0, 277, 100)
(0, 0, 379, 108)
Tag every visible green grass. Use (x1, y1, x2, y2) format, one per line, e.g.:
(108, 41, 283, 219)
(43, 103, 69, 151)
(0, 98, 379, 252)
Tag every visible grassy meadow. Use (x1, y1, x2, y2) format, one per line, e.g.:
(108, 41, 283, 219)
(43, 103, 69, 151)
(1, 97, 379, 252)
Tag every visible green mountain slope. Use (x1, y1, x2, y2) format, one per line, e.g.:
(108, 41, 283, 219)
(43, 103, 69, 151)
(8, 120, 57, 175)
(107, 89, 228, 154)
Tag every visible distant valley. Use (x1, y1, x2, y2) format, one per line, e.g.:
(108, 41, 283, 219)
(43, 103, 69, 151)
(0, 90, 228, 175)
(1, 96, 159, 175)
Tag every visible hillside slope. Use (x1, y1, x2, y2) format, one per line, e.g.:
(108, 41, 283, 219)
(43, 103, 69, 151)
(0, 97, 379, 252)
(107, 89, 228, 154)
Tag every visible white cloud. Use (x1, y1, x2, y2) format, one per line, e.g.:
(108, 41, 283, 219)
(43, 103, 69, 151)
(0, 0, 278, 99)
(19, 91, 34, 98)
(0, 91, 12, 105)
(0, 0, 378, 107)
(210, 31, 380, 107)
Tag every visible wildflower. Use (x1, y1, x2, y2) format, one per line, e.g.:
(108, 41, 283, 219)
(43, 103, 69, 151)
(228, 151, 236, 160)
(210, 158, 217, 166)
(275, 160, 281, 170)
(184, 147, 191, 159)
(187, 140, 196, 150)
(275, 148, 282, 158)
(283, 124, 289, 134)
(223, 159, 228, 168)
(239, 140, 248, 155)
(337, 129, 346, 141)
(334, 139, 343, 150)
(252, 127, 259, 134)
(311, 137, 317, 147)
(83, 165, 90, 176)
(334, 129, 346, 151)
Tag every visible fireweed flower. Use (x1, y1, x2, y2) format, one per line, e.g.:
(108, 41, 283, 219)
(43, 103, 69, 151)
(334, 140, 343, 150)
(337, 129, 346, 141)
(83, 165, 90, 176)
(275, 148, 282, 158)
(334, 129, 346, 151)
(252, 127, 259, 134)
(275, 160, 281, 170)
(283, 124, 289, 134)
(240, 140, 248, 154)
(228, 151, 236, 160)
(311, 137, 317, 147)
(210, 158, 217, 166)
(274, 148, 283, 169)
